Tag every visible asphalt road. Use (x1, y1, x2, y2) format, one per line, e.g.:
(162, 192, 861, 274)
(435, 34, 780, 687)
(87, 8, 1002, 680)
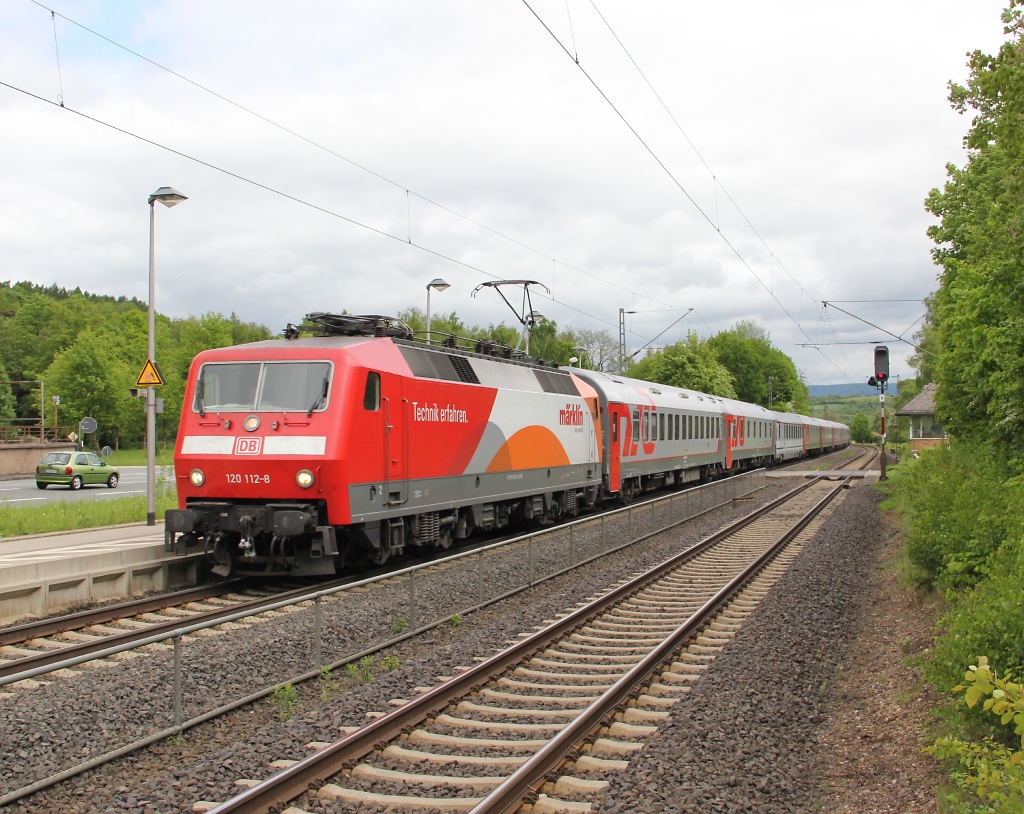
(0, 466, 174, 507)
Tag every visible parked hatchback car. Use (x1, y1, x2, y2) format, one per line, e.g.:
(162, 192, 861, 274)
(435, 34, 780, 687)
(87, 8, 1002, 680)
(35, 451, 120, 490)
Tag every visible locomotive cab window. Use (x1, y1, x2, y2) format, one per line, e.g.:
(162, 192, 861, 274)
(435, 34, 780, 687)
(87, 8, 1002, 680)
(363, 371, 381, 411)
(194, 361, 332, 413)
(260, 362, 331, 412)
(194, 362, 260, 412)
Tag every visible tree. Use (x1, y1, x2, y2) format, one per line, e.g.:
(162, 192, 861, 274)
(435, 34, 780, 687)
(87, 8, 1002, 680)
(43, 330, 134, 447)
(925, 2, 1024, 448)
(706, 321, 809, 412)
(849, 413, 873, 443)
(628, 332, 737, 397)
(570, 327, 620, 372)
(0, 356, 15, 421)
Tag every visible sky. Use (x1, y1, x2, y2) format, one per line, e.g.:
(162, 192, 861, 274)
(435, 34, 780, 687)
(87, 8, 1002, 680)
(0, 0, 1010, 385)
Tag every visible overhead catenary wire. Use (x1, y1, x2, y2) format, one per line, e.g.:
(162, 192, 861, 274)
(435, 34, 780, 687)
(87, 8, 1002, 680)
(20, 0, 861, 378)
(23, 0, 684, 331)
(585, 0, 826, 319)
(49, 10, 63, 106)
(520, 0, 854, 384)
(1, 77, 645, 341)
(822, 301, 934, 357)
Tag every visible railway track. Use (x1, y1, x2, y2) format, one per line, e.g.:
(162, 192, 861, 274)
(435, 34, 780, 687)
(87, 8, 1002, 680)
(0, 453, 861, 688)
(205, 465, 865, 814)
(0, 579, 349, 685)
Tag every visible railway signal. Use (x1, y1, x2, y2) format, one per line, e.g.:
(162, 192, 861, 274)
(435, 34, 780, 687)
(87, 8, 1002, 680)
(868, 346, 890, 481)
(874, 345, 889, 383)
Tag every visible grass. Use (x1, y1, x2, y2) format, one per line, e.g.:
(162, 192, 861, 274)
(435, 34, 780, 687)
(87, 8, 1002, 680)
(103, 447, 175, 467)
(0, 481, 178, 539)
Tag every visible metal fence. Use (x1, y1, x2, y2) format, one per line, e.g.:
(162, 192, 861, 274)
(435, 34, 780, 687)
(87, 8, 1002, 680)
(0, 468, 765, 805)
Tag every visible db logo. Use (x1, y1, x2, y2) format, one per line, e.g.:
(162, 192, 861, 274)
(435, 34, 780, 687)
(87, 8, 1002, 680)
(234, 437, 263, 455)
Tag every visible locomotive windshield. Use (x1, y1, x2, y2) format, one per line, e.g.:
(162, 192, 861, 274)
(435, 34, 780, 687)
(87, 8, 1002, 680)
(195, 361, 332, 413)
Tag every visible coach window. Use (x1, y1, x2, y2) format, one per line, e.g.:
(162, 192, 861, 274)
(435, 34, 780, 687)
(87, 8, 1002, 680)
(659, 412, 665, 441)
(633, 410, 640, 442)
(363, 371, 380, 411)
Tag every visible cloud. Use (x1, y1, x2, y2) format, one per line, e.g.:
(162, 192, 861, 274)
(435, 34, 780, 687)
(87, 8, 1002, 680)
(0, 0, 1009, 384)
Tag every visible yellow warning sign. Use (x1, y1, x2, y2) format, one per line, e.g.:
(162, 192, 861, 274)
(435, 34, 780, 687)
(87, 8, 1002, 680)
(135, 358, 165, 387)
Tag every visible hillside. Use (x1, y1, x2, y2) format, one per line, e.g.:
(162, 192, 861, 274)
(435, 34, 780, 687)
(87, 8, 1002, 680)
(807, 383, 877, 398)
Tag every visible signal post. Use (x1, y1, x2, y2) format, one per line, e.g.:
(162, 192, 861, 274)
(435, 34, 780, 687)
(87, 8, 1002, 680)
(867, 346, 889, 481)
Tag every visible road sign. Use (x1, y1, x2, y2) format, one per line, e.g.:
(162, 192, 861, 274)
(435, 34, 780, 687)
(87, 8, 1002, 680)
(101, 445, 112, 457)
(52, 395, 60, 405)
(67, 431, 78, 442)
(135, 358, 165, 387)
(80, 416, 97, 434)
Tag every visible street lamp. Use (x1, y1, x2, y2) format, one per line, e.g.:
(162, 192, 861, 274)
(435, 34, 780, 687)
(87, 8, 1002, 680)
(425, 278, 450, 344)
(568, 357, 579, 367)
(146, 186, 187, 526)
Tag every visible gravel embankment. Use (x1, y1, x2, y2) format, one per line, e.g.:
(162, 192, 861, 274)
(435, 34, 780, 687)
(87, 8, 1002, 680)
(3, 478, 793, 814)
(592, 481, 883, 814)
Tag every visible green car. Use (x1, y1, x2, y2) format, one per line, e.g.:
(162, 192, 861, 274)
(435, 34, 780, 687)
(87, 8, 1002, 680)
(35, 451, 120, 490)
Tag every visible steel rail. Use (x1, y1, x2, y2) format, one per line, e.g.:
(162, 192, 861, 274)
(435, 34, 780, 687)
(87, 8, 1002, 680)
(0, 578, 251, 647)
(0, 575, 364, 681)
(209, 475, 830, 814)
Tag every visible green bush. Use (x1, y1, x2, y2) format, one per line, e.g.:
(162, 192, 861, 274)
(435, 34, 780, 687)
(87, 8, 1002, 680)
(927, 543, 1024, 699)
(882, 440, 1024, 741)
(895, 443, 1023, 593)
(927, 657, 1024, 812)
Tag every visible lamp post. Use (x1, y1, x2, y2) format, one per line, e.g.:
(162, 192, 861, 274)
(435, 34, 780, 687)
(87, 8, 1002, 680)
(425, 278, 450, 344)
(147, 186, 187, 526)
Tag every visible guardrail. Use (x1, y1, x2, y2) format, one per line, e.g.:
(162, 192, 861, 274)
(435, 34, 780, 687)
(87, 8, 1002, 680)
(0, 469, 765, 806)
(0, 424, 77, 444)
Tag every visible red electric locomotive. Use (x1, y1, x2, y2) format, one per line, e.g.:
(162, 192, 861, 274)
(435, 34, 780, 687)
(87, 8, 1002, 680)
(165, 315, 603, 576)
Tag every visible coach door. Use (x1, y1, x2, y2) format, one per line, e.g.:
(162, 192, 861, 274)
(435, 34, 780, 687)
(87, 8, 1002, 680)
(380, 373, 408, 505)
(724, 414, 735, 468)
(607, 403, 629, 493)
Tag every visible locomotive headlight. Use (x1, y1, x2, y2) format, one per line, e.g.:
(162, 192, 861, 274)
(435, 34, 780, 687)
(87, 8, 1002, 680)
(243, 414, 260, 432)
(189, 469, 205, 487)
(296, 469, 314, 489)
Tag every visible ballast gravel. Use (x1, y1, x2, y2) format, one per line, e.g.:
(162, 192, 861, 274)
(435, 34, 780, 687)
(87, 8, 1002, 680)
(592, 481, 883, 814)
(1, 465, 894, 814)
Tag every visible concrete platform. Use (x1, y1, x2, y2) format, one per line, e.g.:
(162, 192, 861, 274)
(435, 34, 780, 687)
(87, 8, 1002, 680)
(767, 470, 876, 479)
(0, 523, 205, 624)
